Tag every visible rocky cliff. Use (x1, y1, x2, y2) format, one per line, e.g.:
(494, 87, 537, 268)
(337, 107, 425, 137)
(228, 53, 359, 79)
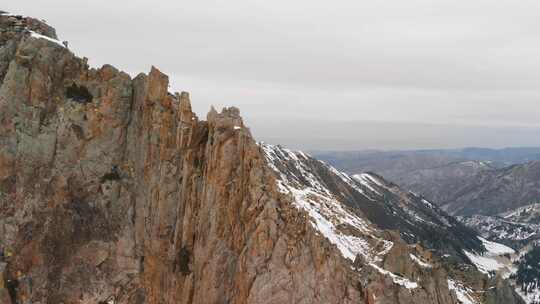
(0, 12, 524, 304)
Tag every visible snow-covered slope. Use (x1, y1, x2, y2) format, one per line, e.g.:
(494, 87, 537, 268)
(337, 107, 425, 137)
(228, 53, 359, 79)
(459, 205, 540, 303)
(261, 143, 475, 297)
(261, 143, 484, 259)
(463, 237, 515, 276)
(260, 143, 531, 303)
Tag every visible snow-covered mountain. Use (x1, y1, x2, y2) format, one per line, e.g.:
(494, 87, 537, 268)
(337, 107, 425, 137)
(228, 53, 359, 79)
(261, 143, 484, 258)
(261, 143, 525, 303)
(459, 204, 540, 304)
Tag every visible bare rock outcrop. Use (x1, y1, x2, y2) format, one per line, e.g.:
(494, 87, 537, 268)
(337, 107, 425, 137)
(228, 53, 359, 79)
(0, 12, 525, 304)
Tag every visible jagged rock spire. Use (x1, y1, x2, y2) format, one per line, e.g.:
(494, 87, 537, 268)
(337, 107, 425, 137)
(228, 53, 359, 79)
(147, 66, 169, 104)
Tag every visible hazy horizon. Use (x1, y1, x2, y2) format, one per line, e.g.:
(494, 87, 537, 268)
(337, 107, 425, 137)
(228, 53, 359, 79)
(254, 118, 540, 151)
(6, 1, 540, 150)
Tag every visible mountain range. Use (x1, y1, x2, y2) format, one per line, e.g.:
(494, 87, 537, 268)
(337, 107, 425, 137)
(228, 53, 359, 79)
(458, 204, 540, 304)
(315, 150, 540, 216)
(0, 10, 533, 304)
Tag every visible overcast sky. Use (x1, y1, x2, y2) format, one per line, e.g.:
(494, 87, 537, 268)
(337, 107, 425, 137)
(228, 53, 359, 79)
(7, 0, 540, 150)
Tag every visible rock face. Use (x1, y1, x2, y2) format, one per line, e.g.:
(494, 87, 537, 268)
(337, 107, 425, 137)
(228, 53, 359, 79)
(0, 12, 525, 304)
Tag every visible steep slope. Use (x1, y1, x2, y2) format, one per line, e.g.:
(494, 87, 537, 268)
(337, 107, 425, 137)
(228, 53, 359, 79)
(261, 144, 483, 260)
(0, 11, 524, 304)
(262, 144, 524, 288)
(459, 205, 540, 304)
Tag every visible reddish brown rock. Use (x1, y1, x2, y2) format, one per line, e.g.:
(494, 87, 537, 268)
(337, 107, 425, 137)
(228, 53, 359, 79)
(0, 12, 525, 304)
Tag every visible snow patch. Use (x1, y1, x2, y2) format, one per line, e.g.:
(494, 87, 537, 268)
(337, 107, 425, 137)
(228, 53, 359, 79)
(448, 279, 478, 304)
(421, 198, 435, 208)
(29, 30, 65, 48)
(370, 263, 419, 289)
(352, 174, 383, 195)
(260, 143, 444, 293)
(326, 166, 376, 201)
(480, 237, 515, 255)
(463, 237, 514, 274)
(260, 143, 393, 263)
(0, 10, 15, 16)
(463, 251, 504, 274)
(410, 254, 432, 268)
(286, 186, 374, 261)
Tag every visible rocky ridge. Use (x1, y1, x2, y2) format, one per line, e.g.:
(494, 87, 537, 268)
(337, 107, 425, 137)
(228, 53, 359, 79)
(260, 144, 524, 304)
(0, 11, 524, 304)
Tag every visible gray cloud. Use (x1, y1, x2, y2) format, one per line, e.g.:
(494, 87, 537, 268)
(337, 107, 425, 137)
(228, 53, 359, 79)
(7, 0, 540, 149)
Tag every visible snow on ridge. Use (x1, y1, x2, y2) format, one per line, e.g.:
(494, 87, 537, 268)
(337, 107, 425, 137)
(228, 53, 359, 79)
(290, 186, 373, 261)
(259, 143, 392, 263)
(260, 143, 456, 293)
(0, 10, 15, 16)
(1, 12, 64, 48)
(369, 263, 419, 289)
(28, 30, 65, 48)
(326, 166, 377, 201)
(361, 173, 385, 188)
(410, 253, 432, 268)
(421, 198, 435, 208)
(262, 144, 450, 230)
(447, 279, 478, 304)
(261, 143, 391, 203)
(260, 143, 331, 196)
(352, 174, 383, 195)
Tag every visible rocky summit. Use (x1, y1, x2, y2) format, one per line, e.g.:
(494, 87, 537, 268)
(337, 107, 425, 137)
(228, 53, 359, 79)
(0, 12, 526, 304)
